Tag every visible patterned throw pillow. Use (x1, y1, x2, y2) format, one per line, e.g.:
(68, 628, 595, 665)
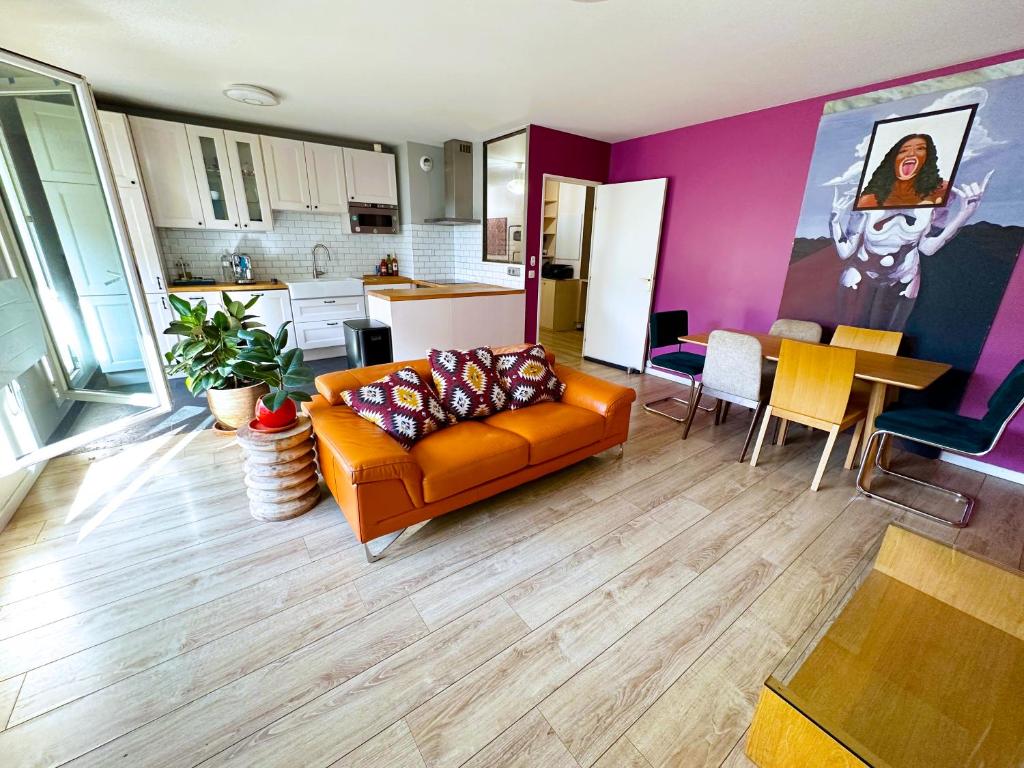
(495, 345, 566, 410)
(340, 366, 451, 450)
(428, 347, 508, 421)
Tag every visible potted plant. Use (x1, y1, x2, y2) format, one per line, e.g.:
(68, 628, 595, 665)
(164, 292, 269, 429)
(232, 325, 315, 429)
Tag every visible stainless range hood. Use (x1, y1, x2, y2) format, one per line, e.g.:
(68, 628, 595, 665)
(424, 139, 480, 225)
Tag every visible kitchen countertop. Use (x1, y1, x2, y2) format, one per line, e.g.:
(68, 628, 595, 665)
(366, 283, 525, 301)
(168, 280, 288, 293)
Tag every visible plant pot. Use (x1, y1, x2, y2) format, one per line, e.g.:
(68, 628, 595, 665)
(255, 396, 297, 429)
(207, 382, 269, 430)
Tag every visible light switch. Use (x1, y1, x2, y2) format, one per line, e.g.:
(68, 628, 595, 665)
(527, 269, 536, 279)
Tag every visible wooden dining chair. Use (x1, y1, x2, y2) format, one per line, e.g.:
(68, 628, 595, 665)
(830, 325, 902, 355)
(750, 340, 866, 491)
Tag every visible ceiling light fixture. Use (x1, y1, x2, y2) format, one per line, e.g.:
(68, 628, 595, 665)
(223, 84, 279, 106)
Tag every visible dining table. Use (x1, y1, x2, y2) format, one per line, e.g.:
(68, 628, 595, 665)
(679, 330, 951, 469)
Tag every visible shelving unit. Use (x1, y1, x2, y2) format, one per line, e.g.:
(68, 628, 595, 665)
(542, 179, 559, 257)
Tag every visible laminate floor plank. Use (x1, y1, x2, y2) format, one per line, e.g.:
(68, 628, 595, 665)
(0, 356, 1014, 768)
(59, 599, 428, 768)
(0, 505, 334, 638)
(196, 599, 527, 768)
(461, 709, 579, 768)
(329, 720, 427, 768)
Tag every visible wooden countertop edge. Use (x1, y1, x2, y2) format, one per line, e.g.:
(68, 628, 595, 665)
(168, 281, 288, 293)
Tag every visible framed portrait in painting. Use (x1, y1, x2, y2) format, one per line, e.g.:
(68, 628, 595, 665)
(853, 104, 977, 210)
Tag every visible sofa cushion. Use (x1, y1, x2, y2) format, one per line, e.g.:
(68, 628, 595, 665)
(429, 347, 508, 421)
(496, 344, 566, 410)
(411, 421, 530, 502)
(485, 402, 605, 465)
(340, 366, 452, 450)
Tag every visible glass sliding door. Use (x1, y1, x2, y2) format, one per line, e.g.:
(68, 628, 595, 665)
(0, 49, 170, 470)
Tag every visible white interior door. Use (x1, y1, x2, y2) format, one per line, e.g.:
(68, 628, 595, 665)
(582, 178, 667, 371)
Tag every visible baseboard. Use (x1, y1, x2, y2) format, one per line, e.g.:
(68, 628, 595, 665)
(939, 452, 1024, 486)
(0, 462, 46, 534)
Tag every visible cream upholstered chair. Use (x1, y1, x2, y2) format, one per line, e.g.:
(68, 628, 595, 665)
(769, 318, 823, 343)
(682, 330, 769, 462)
(750, 340, 867, 491)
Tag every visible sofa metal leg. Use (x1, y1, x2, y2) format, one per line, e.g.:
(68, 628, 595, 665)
(855, 432, 974, 528)
(363, 529, 406, 563)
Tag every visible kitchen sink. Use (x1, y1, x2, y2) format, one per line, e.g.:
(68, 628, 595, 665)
(287, 277, 364, 299)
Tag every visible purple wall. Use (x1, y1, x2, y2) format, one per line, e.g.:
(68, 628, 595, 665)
(605, 49, 1024, 474)
(525, 125, 611, 341)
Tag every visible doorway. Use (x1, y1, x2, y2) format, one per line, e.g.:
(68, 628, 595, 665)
(537, 175, 598, 362)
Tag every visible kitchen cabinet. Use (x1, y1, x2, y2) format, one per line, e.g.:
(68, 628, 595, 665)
(290, 294, 364, 350)
(235, 289, 295, 347)
(145, 293, 176, 361)
(304, 143, 348, 213)
(262, 136, 350, 214)
(129, 116, 206, 229)
(99, 112, 167, 294)
(261, 136, 312, 212)
(98, 111, 139, 187)
(540, 278, 580, 332)
(224, 131, 273, 231)
(185, 125, 241, 231)
(343, 147, 398, 205)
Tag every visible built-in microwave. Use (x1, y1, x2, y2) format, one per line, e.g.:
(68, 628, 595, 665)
(348, 203, 399, 235)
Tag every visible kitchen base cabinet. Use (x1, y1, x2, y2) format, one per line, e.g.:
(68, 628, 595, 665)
(540, 278, 580, 332)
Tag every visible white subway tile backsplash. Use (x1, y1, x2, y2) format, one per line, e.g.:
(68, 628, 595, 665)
(156, 213, 525, 289)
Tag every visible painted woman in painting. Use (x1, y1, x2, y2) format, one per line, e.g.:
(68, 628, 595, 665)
(831, 169, 992, 330)
(856, 134, 949, 208)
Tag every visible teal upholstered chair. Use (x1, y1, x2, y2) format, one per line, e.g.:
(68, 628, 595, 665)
(856, 360, 1024, 528)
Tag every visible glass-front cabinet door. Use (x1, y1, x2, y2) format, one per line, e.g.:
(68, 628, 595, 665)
(185, 124, 240, 230)
(0, 47, 170, 471)
(225, 130, 273, 231)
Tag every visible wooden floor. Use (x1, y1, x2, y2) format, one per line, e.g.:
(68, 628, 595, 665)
(1, 355, 1022, 767)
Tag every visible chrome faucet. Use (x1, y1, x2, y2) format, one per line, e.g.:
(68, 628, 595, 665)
(312, 243, 330, 278)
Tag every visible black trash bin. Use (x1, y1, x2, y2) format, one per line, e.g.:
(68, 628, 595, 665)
(344, 319, 393, 368)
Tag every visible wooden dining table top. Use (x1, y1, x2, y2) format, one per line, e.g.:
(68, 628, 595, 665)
(679, 331, 951, 391)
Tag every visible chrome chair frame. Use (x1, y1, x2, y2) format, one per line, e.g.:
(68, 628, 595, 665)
(643, 338, 714, 423)
(856, 397, 1024, 528)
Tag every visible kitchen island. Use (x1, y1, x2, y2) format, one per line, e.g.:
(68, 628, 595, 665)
(366, 282, 525, 360)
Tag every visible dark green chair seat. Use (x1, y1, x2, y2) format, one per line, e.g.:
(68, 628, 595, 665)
(857, 359, 1024, 528)
(650, 350, 705, 376)
(874, 407, 997, 455)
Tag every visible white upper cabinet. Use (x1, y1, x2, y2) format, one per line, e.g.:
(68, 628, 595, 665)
(304, 143, 348, 213)
(261, 136, 312, 212)
(224, 131, 273, 231)
(185, 125, 241, 230)
(343, 148, 398, 206)
(98, 111, 138, 187)
(130, 116, 206, 229)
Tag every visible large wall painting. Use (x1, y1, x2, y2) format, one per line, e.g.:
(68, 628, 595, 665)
(778, 59, 1024, 406)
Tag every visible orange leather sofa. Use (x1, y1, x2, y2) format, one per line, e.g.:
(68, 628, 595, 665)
(306, 346, 636, 558)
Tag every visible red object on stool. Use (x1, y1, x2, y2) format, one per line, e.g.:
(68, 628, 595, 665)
(255, 397, 297, 429)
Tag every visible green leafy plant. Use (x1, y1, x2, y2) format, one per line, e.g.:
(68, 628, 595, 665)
(232, 324, 315, 411)
(164, 291, 263, 396)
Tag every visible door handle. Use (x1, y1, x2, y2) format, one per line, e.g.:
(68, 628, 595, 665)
(156, 275, 163, 290)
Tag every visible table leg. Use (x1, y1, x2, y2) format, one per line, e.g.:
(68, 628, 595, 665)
(861, 381, 890, 473)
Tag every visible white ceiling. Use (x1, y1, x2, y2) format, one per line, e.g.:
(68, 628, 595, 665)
(2, 0, 1022, 147)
